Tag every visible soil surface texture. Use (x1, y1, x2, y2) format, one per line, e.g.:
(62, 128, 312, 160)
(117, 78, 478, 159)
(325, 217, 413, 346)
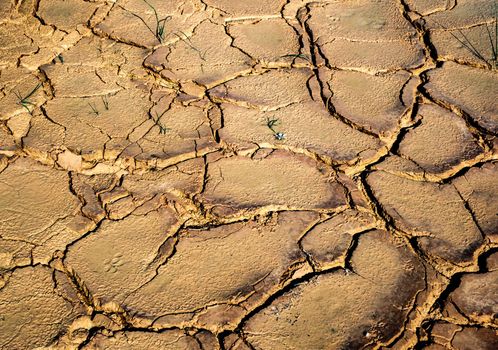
(0, 0, 497, 349)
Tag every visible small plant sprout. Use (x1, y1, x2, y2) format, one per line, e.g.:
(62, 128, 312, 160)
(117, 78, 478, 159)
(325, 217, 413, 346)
(51, 54, 63, 64)
(101, 95, 110, 110)
(266, 117, 278, 131)
(14, 83, 42, 113)
(143, 0, 171, 43)
(88, 102, 99, 116)
(152, 109, 169, 134)
(265, 117, 286, 140)
(120, 0, 172, 43)
(274, 132, 285, 140)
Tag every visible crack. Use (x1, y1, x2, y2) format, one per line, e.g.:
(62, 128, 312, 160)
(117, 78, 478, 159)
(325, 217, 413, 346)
(297, 5, 386, 139)
(399, 0, 439, 65)
(224, 264, 371, 340)
(451, 184, 487, 241)
(376, 261, 430, 349)
(419, 77, 498, 139)
(2, 1, 498, 348)
(427, 249, 498, 326)
(222, 23, 257, 64)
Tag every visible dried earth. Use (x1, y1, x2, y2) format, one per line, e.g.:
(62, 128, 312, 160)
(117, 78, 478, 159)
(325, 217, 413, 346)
(0, 0, 497, 349)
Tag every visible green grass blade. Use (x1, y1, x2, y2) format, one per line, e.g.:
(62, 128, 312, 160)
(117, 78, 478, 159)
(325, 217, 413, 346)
(484, 22, 497, 61)
(173, 31, 205, 60)
(118, 4, 157, 39)
(143, 0, 160, 28)
(448, 30, 488, 64)
(23, 83, 42, 100)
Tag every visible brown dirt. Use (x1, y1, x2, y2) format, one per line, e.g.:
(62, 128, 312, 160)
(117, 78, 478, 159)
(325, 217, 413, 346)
(0, 0, 497, 349)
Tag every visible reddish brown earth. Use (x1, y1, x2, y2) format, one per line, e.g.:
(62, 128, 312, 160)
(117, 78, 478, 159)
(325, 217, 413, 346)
(0, 0, 497, 349)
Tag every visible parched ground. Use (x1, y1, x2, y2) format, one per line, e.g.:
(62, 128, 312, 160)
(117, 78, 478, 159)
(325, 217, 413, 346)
(0, 0, 497, 349)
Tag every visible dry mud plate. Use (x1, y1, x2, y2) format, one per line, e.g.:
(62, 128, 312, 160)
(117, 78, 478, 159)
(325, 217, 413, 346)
(1, 0, 498, 349)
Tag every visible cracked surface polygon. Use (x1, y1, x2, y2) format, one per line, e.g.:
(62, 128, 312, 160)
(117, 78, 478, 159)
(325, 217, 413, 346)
(0, 0, 497, 348)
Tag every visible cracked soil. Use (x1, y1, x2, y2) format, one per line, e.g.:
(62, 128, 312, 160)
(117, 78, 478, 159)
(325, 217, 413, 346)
(0, 0, 497, 349)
